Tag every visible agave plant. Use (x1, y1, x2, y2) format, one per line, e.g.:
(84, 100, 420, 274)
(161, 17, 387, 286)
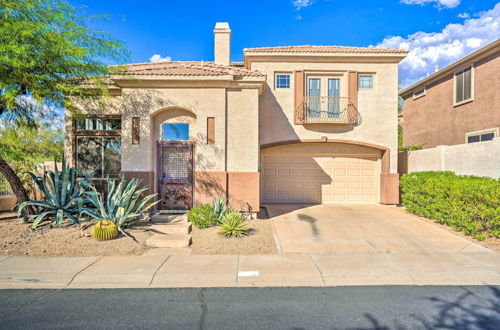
(81, 178, 159, 235)
(17, 159, 87, 229)
(218, 211, 249, 238)
(212, 196, 229, 221)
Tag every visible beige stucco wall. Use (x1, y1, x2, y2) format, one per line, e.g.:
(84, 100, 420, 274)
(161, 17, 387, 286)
(121, 87, 228, 173)
(226, 88, 260, 172)
(405, 138, 500, 178)
(64, 95, 124, 165)
(402, 52, 500, 148)
(251, 61, 399, 173)
(64, 85, 261, 193)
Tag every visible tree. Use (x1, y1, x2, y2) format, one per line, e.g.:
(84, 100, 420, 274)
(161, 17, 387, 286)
(0, 0, 128, 214)
(0, 117, 64, 197)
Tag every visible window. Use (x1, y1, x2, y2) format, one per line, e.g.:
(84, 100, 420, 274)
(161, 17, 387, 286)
(75, 117, 121, 131)
(466, 130, 497, 144)
(74, 116, 121, 178)
(162, 123, 189, 141)
(76, 136, 121, 178)
(275, 74, 290, 89)
(413, 88, 426, 99)
(455, 67, 472, 104)
(358, 75, 373, 89)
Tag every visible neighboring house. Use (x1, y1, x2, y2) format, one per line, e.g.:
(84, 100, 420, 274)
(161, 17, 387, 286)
(399, 39, 500, 149)
(64, 22, 406, 212)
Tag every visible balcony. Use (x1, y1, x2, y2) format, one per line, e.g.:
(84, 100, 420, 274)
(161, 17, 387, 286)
(295, 96, 360, 125)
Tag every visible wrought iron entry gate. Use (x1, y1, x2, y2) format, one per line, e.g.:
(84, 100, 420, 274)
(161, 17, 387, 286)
(157, 141, 194, 210)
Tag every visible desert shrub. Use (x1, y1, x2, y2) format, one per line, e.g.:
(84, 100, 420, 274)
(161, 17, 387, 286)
(18, 159, 86, 229)
(218, 211, 249, 238)
(188, 204, 219, 229)
(400, 171, 500, 239)
(81, 178, 159, 235)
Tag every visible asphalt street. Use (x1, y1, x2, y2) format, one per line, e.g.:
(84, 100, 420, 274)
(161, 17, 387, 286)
(1, 286, 499, 329)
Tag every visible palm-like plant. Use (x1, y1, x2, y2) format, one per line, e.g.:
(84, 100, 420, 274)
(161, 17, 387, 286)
(80, 178, 159, 235)
(17, 159, 86, 229)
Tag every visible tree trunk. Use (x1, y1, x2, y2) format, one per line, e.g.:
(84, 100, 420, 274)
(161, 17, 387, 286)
(0, 156, 32, 216)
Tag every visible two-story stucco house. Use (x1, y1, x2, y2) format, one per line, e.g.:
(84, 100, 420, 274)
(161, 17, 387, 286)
(399, 39, 500, 149)
(64, 22, 407, 212)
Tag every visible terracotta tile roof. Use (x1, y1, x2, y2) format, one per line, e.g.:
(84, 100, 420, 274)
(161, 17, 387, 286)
(244, 45, 408, 54)
(118, 61, 264, 77)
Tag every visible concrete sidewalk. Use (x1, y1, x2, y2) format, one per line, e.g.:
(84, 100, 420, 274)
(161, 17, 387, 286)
(1, 250, 499, 289)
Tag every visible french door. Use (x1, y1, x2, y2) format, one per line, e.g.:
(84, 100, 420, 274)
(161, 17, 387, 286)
(307, 76, 341, 118)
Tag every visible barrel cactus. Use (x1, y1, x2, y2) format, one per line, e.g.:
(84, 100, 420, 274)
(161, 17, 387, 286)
(92, 220, 119, 241)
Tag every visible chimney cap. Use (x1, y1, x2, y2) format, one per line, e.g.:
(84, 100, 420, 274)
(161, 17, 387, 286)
(214, 22, 231, 32)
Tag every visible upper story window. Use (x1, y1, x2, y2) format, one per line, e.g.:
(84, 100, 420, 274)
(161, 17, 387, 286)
(75, 117, 121, 131)
(162, 123, 189, 141)
(358, 74, 373, 89)
(455, 66, 472, 105)
(413, 88, 426, 99)
(466, 128, 497, 144)
(275, 74, 291, 89)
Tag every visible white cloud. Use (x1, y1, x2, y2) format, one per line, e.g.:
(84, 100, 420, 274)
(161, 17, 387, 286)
(400, 0, 461, 9)
(292, 0, 315, 10)
(457, 12, 470, 18)
(295, 14, 303, 20)
(377, 3, 500, 87)
(149, 54, 171, 63)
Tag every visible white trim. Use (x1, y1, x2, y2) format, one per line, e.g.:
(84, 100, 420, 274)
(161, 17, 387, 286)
(274, 72, 292, 90)
(412, 87, 426, 100)
(453, 65, 474, 107)
(358, 74, 374, 89)
(465, 127, 498, 143)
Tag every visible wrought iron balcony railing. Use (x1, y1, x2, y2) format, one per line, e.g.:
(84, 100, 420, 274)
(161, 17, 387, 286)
(295, 96, 360, 125)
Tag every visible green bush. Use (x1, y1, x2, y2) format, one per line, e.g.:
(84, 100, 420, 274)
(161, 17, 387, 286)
(188, 204, 219, 229)
(400, 171, 500, 239)
(218, 211, 249, 238)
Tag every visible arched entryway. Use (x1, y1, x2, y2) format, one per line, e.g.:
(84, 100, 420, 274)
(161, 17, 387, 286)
(151, 107, 197, 211)
(260, 140, 389, 204)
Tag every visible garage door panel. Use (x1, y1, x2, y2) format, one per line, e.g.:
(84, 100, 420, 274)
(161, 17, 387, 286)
(277, 168, 291, 176)
(363, 168, 375, 176)
(261, 152, 378, 204)
(347, 168, 361, 176)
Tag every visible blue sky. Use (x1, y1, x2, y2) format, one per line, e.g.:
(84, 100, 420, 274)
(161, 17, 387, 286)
(69, 0, 499, 87)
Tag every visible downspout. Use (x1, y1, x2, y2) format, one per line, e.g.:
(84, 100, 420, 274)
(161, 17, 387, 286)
(224, 89, 229, 199)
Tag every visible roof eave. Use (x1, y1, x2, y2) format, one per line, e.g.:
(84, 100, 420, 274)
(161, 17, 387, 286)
(399, 39, 500, 97)
(244, 53, 407, 67)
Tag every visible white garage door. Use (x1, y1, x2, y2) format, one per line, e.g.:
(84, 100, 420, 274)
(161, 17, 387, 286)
(261, 151, 379, 204)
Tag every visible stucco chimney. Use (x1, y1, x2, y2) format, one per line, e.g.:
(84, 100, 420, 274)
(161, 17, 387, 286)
(434, 65, 439, 73)
(214, 22, 231, 66)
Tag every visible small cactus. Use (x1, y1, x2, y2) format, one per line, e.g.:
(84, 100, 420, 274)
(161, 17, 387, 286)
(92, 220, 119, 241)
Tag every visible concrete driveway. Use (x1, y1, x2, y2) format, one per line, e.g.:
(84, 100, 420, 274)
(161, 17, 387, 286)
(266, 204, 491, 254)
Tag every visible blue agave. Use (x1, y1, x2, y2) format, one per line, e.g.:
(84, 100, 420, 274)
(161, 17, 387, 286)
(18, 159, 87, 229)
(80, 178, 159, 235)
